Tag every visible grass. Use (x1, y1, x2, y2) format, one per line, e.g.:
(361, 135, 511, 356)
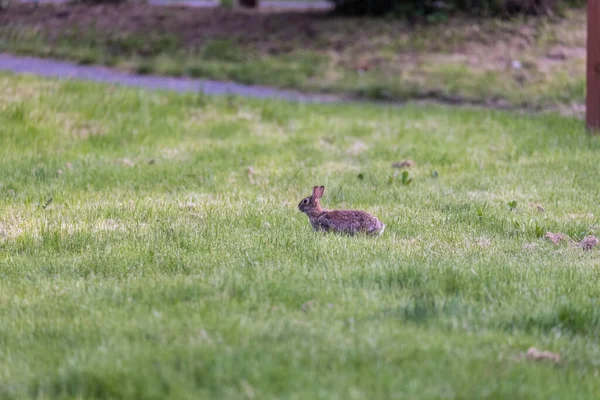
(1, 72, 600, 399)
(0, 4, 587, 111)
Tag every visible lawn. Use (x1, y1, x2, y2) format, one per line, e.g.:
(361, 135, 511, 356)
(1, 72, 600, 399)
(0, 3, 587, 111)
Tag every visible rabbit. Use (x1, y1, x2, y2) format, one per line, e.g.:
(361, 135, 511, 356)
(298, 185, 385, 236)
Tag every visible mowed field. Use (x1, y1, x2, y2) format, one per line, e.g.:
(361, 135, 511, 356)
(1, 73, 600, 399)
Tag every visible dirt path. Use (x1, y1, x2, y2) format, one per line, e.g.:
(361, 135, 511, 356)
(0, 53, 343, 103)
(18, 0, 333, 11)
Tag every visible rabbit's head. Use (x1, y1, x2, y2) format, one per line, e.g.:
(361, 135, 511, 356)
(298, 185, 324, 215)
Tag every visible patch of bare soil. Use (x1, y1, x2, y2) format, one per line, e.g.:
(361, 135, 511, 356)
(0, 4, 334, 52)
(0, 3, 586, 62)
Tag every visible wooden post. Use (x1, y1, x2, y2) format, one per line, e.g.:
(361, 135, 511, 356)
(587, 0, 600, 133)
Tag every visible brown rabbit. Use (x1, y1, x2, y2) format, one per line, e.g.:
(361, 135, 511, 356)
(298, 185, 385, 235)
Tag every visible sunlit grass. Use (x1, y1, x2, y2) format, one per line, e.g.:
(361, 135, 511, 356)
(0, 73, 599, 399)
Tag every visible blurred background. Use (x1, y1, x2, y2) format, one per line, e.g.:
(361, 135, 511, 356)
(0, 0, 589, 114)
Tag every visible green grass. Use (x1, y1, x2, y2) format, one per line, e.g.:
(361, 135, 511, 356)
(0, 5, 587, 110)
(1, 72, 600, 399)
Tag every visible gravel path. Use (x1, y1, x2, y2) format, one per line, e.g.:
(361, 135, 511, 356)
(0, 53, 343, 103)
(0, 54, 527, 112)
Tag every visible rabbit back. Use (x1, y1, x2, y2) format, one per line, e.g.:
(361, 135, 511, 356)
(313, 210, 385, 235)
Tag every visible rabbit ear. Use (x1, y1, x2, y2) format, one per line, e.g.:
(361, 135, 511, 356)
(316, 186, 325, 199)
(312, 186, 319, 199)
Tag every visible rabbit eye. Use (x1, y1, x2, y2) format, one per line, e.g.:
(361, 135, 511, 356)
(303, 199, 309, 204)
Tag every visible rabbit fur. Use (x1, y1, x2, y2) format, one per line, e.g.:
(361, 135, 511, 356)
(298, 185, 385, 236)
